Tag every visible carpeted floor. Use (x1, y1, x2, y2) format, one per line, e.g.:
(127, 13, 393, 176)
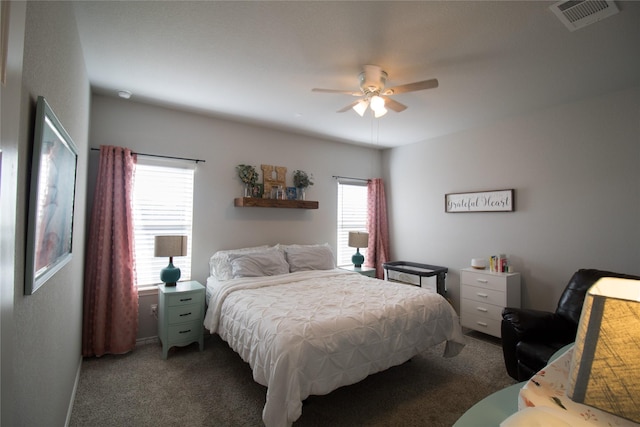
(70, 331, 516, 426)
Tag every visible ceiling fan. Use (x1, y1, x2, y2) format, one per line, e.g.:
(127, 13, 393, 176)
(312, 65, 438, 118)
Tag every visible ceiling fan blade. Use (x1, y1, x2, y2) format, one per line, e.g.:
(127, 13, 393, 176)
(337, 100, 361, 113)
(382, 97, 407, 113)
(312, 88, 362, 96)
(382, 78, 439, 95)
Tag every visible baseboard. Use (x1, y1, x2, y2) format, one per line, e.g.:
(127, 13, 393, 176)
(65, 356, 83, 427)
(136, 336, 159, 346)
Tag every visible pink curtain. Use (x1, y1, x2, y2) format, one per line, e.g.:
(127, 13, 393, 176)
(82, 146, 138, 357)
(366, 178, 390, 279)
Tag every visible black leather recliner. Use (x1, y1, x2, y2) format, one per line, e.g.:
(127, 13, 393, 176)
(501, 268, 640, 382)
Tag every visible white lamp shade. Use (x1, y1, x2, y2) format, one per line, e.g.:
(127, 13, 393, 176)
(348, 231, 369, 248)
(154, 235, 188, 257)
(373, 106, 387, 118)
(567, 277, 640, 423)
(370, 95, 385, 110)
(352, 99, 369, 117)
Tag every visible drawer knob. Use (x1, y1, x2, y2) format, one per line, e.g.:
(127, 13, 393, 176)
(476, 279, 488, 283)
(180, 297, 193, 302)
(476, 321, 488, 327)
(476, 292, 489, 298)
(179, 312, 192, 317)
(179, 329, 192, 334)
(476, 307, 488, 312)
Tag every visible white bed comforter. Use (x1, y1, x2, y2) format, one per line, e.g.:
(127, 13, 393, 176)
(203, 269, 466, 427)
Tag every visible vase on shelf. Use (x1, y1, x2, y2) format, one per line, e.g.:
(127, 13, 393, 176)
(243, 183, 253, 198)
(297, 187, 306, 201)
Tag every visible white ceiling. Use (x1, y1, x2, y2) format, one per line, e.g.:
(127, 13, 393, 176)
(72, 1, 640, 148)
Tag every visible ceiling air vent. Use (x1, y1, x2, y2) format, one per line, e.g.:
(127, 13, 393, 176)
(550, 0, 619, 31)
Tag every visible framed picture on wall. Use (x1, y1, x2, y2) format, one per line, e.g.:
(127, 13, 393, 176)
(445, 189, 514, 213)
(25, 96, 79, 295)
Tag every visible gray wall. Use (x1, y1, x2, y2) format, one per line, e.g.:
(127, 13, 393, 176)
(2, 2, 90, 426)
(383, 87, 640, 314)
(88, 95, 382, 339)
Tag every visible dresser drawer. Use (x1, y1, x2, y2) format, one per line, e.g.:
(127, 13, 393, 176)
(165, 291, 204, 308)
(167, 303, 202, 324)
(461, 270, 509, 292)
(461, 284, 506, 306)
(460, 312, 502, 337)
(461, 298, 503, 321)
(168, 321, 202, 343)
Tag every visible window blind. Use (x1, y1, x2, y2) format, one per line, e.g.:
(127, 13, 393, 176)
(132, 158, 194, 288)
(336, 181, 368, 266)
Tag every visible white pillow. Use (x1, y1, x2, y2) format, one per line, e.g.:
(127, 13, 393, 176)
(209, 245, 269, 281)
(228, 247, 289, 278)
(284, 243, 336, 272)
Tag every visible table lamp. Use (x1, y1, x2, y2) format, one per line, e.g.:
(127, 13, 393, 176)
(567, 277, 640, 423)
(154, 235, 187, 286)
(348, 231, 369, 268)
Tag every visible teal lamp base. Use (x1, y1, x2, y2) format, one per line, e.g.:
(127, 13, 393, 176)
(352, 249, 365, 268)
(160, 260, 181, 287)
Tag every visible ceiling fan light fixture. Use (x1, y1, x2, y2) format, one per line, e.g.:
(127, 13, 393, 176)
(370, 95, 385, 111)
(352, 99, 369, 117)
(374, 106, 388, 118)
(370, 95, 387, 117)
(312, 65, 438, 119)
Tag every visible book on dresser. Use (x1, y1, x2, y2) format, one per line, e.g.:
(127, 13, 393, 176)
(460, 268, 521, 338)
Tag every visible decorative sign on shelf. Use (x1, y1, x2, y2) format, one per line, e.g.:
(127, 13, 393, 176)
(261, 164, 287, 199)
(445, 189, 514, 213)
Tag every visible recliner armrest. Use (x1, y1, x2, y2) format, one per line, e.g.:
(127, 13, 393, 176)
(502, 307, 567, 340)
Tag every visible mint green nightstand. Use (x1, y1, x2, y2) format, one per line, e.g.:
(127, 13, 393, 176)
(158, 281, 205, 359)
(340, 265, 376, 277)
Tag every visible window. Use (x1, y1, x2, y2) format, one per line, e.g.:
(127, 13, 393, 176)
(336, 181, 368, 266)
(132, 158, 194, 288)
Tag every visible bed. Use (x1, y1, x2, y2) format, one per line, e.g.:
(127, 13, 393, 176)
(203, 244, 466, 427)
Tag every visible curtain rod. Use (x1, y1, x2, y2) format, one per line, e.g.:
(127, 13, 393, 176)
(332, 175, 370, 182)
(91, 147, 205, 163)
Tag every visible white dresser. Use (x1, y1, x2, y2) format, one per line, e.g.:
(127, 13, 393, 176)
(460, 268, 521, 338)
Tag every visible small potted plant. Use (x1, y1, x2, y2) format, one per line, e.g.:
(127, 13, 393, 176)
(293, 170, 314, 200)
(236, 164, 258, 197)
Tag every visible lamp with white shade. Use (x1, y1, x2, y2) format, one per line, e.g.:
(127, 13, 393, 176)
(154, 235, 187, 287)
(348, 231, 369, 268)
(567, 277, 640, 423)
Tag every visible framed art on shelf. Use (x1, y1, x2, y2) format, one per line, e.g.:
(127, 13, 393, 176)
(25, 96, 79, 295)
(252, 183, 264, 198)
(286, 187, 297, 200)
(445, 189, 514, 213)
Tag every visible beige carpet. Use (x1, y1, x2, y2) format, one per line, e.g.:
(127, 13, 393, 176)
(70, 331, 516, 426)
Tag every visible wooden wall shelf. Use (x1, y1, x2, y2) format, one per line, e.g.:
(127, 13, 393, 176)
(234, 198, 319, 209)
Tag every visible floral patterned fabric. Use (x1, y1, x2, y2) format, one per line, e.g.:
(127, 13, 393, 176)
(82, 145, 138, 357)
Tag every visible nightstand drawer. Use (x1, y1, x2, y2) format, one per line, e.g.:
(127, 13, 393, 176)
(167, 303, 202, 324)
(461, 298, 503, 321)
(165, 292, 204, 307)
(461, 284, 506, 306)
(168, 321, 201, 343)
